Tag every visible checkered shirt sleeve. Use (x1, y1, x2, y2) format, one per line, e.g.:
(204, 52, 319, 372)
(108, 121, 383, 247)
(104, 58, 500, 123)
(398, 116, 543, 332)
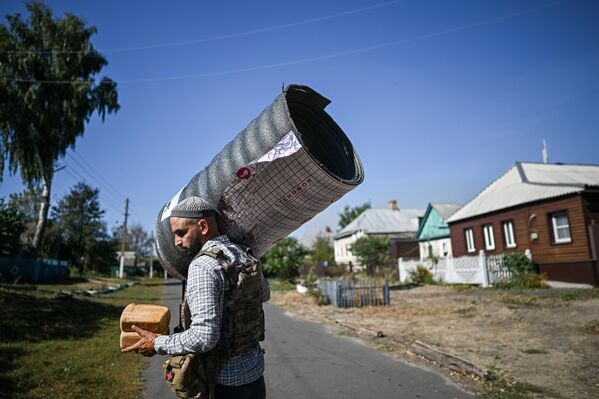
(154, 247, 224, 355)
(154, 235, 269, 386)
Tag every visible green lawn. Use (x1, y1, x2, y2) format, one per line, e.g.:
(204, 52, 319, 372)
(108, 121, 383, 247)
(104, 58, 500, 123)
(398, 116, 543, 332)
(0, 278, 166, 399)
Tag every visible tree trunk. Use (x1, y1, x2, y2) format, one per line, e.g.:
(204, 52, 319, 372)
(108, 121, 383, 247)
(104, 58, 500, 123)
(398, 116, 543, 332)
(33, 170, 53, 252)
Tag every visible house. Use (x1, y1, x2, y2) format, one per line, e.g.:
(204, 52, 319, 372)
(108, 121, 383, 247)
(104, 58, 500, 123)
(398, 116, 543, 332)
(447, 162, 599, 286)
(333, 200, 425, 269)
(417, 203, 462, 260)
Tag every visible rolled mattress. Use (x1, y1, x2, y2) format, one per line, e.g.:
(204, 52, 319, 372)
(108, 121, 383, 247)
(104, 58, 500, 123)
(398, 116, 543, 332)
(156, 84, 364, 280)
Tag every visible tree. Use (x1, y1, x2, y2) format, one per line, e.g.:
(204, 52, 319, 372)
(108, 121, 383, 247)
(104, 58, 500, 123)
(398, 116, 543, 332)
(261, 237, 307, 279)
(7, 187, 42, 245)
(349, 236, 390, 275)
(113, 223, 154, 267)
(338, 201, 371, 229)
(0, 199, 27, 256)
(310, 234, 335, 265)
(0, 1, 120, 251)
(43, 183, 115, 273)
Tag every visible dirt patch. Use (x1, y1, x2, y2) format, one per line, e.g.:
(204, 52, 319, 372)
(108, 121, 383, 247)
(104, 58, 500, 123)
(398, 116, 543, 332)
(270, 285, 599, 399)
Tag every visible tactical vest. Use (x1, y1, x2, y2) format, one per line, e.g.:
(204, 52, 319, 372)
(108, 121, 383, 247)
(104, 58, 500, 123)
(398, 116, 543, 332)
(163, 244, 265, 399)
(181, 244, 265, 360)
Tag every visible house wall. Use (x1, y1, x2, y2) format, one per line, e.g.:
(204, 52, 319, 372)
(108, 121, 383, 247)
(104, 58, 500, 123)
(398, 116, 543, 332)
(418, 238, 452, 260)
(390, 239, 419, 265)
(333, 232, 365, 267)
(449, 193, 598, 285)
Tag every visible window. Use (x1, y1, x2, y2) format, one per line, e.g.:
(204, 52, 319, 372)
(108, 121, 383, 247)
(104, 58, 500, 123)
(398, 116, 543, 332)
(442, 241, 449, 257)
(465, 228, 475, 253)
(483, 224, 495, 250)
(503, 221, 516, 248)
(550, 211, 572, 244)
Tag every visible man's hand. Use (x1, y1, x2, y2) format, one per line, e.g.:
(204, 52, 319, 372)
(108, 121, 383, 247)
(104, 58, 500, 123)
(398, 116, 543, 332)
(121, 325, 158, 355)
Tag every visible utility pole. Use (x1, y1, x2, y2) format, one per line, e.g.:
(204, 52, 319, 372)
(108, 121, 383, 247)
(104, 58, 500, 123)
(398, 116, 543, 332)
(118, 198, 129, 278)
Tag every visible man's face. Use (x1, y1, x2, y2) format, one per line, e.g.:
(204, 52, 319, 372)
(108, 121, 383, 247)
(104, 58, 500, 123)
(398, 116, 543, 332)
(170, 217, 203, 256)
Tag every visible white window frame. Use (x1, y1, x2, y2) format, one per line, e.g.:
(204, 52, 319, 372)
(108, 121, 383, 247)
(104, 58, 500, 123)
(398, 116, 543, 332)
(465, 228, 475, 253)
(503, 221, 516, 248)
(442, 241, 448, 257)
(483, 224, 495, 250)
(551, 211, 572, 244)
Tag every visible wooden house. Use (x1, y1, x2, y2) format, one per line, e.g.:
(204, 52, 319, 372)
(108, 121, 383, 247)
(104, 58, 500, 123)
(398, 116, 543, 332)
(416, 203, 462, 260)
(447, 162, 599, 285)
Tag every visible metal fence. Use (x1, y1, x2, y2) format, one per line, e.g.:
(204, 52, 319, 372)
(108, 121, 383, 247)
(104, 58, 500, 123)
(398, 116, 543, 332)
(0, 257, 69, 283)
(317, 279, 390, 308)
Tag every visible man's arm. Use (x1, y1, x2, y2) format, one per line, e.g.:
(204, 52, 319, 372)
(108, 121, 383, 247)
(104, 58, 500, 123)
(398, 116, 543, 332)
(155, 258, 224, 355)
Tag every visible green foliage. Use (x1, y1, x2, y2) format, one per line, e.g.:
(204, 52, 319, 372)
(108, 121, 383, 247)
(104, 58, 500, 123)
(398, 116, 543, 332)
(349, 235, 389, 274)
(496, 252, 547, 289)
(338, 201, 371, 229)
(0, 199, 27, 255)
(42, 183, 116, 273)
(502, 252, 535, 274)
(0, 1, 119, 249)
(408, 265, 435, 285)
(310, 234, 335, 264)
(7, 187, 41, 245)
(495, 272, 549, 289)
(267, 278, 296, 292)
(261, 237, 307, 279)
(0, 279, 164, 398)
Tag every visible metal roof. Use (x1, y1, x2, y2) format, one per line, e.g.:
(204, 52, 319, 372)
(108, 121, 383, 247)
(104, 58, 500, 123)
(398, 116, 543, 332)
(334, 208, 425, 239)
(431, 203, 463, 220)
(447, 162, 599, 223)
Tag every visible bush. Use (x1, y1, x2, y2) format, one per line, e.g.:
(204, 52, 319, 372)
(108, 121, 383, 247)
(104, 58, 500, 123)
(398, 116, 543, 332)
(408, 265, 434, 285)
(502, 252, 535, 274)
(497, 253, 547, 289)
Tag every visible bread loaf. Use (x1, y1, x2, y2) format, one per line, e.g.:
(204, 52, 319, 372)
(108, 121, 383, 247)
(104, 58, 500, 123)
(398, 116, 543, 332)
(120, 303, 170, 333)
(119, 328, 169, 349)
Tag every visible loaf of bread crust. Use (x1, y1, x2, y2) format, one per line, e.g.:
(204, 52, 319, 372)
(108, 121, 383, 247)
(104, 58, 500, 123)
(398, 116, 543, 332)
(120, 303, 170, 333)
(119, 328, 169, 349)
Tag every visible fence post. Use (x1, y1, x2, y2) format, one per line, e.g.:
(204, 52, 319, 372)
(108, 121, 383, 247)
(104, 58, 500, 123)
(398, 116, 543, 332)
(479, 250, 490, 287)
(398, 257, 404, 283)
(444, 255, 451, 284)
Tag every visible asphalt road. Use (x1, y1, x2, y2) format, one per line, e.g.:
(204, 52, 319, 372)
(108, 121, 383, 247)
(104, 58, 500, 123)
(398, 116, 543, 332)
(144, 279, 476, 399)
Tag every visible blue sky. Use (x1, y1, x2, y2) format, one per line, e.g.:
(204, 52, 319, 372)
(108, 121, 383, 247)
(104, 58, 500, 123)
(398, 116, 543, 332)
(1, 0, 598, 241)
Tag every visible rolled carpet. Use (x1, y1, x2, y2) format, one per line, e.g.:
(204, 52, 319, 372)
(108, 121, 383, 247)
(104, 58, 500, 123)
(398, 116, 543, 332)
(156, 84, 364, 281)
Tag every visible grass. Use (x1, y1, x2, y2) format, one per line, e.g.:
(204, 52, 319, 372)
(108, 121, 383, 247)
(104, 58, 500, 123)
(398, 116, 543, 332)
(267, 277, 297, 292)
(0, 277, 165, 399)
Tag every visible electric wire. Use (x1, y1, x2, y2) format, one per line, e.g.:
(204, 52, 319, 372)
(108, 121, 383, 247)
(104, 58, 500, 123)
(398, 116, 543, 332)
(1, 0, 567, 85)
(0, 0, 405, 54)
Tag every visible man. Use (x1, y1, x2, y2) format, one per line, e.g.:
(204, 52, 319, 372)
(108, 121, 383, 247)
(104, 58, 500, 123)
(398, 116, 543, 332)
(123, 196, 269, 399)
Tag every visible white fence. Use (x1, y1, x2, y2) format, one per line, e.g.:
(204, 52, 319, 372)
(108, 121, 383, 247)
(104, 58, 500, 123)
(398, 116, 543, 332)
(398, 250, 532, 287)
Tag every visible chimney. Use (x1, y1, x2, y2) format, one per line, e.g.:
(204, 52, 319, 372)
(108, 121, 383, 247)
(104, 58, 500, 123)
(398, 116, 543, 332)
(388, 200, 398, 210)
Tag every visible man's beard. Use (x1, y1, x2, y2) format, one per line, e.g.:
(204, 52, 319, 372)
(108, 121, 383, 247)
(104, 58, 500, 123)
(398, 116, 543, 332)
(182, 240, 203, 259)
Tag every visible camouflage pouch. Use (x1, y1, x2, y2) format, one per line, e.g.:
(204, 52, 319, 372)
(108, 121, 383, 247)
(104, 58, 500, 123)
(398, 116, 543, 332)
(162, 354, 208, 399)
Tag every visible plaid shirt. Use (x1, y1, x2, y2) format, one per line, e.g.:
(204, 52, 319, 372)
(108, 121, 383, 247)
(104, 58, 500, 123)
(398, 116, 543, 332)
(154, 235, 270, 386)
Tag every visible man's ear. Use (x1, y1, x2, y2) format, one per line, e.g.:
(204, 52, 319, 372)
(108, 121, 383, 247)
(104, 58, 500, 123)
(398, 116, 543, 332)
(198, 218, 210, 235)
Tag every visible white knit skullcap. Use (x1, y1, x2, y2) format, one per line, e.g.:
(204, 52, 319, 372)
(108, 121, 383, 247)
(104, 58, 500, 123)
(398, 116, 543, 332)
(169, 196, 219, 219)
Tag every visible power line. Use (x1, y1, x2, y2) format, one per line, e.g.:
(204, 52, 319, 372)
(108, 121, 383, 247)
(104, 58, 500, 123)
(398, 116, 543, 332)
(1, 0, 567, 85)
(60, 165, 124, 214)
(67, 152, 127, 200)
(63, 157, 124, 206)
(0, 0, 405, 54)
